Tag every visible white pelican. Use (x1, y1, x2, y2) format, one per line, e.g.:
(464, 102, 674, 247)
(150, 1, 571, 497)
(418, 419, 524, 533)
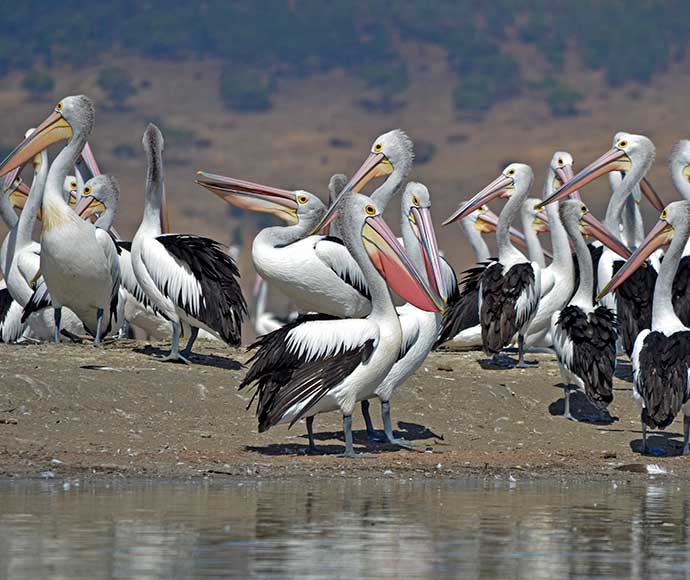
(600, 201, 690, 455)
(0, 96, 121, 345)
(131, 123, 246, 363)
(240, 192, 443, 456)
(360, 182, 446, 447)
(551, 200, 630, 421)
(444, 164, 541, 367)
(251, 274, 296, 337)
(520, 198, 548, 269)
(196, 172, 372, 318)
(540, 133, 657, 357)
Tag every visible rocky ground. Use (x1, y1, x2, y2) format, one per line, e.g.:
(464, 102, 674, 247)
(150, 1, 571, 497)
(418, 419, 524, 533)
(0, 339, 687, 481)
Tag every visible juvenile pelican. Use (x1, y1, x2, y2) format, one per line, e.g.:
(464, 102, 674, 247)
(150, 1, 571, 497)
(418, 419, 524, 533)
(0, 96, 119, 345)
(600, 201, 690, 454)
(240, 192, 443, 457)
(444, 164, 541, 367)
(132, 124, 246, 363)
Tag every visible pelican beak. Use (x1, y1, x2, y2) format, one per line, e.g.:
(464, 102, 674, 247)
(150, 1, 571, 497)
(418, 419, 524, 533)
(79, 142, 101, 178)
(443, 174, 514, 226)
(363, 213, 444, 312)
(310, 152, 392, 235)
(161, 184, 171, 233)
(73, 194, 106, 220)
(539, 147, 631, 209)
(195, 171, 299, 225)
(6, 177, 31, 211)
(596, 218, 672, 301)
(554, 164, 582, 201)
(0, 110, 72, 176)
(532, 212, 550, 234)
(474, 209, 535, 253)
(408, 206, 447, 302)
(581, 212, 632, 259)
(639, 177, 665, 212)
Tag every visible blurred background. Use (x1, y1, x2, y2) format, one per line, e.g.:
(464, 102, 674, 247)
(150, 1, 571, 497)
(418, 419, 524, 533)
(1, 0, 689, 277)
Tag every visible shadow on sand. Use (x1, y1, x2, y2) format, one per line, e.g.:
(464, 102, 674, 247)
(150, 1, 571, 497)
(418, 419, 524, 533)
(134, 345, 243, 371)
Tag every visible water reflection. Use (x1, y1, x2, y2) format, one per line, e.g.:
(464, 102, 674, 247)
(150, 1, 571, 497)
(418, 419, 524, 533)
(1, 478, 690, 579)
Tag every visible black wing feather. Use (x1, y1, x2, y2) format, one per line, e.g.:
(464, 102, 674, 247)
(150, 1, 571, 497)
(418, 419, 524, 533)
(157, 234, 247, 345)
(240, 314, 373, 432)
(480, 262, 536, 355)
(320, 236, 370, 300)
(558, 305, 617, 408)
(672, 256, 690, 327)
(637, 331, 690, 429)
(612, 259, 656, 356)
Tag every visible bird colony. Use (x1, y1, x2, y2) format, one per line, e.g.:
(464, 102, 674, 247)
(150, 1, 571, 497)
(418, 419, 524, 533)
(2, 94, 690, 458)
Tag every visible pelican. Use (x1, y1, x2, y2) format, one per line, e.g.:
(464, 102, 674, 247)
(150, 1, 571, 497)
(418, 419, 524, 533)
(0, 96, 120, 345)
(520, 198, 548, 269)
(131, 124, 246, 363)
(552, 200, 630, 421)
(358, 182, 446, 447)
(435, 206, 536, 349)
(240, 192, 443, 457)
(444, 164, 541, 367)
(540, 133, 657, 356)
(599, 201, 690, 455)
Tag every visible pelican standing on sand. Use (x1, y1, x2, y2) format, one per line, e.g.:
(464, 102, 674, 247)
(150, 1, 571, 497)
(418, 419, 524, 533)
(600, 201, 690, 454)
(131, 124, 246, 363)
(444, 164, 541, 367)
(0, 96, 120, 345)
(240, 192, 443, 457)
(550, 200, 630, 421)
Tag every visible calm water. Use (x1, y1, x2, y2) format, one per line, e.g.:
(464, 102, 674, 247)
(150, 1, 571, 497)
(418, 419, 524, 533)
(0, 477, 689, 579)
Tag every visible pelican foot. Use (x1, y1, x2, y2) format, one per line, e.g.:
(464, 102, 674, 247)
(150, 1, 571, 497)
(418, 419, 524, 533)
(562, 412, 576, 422)
(386, 437, 418, 451)
(516, 359, 539, 368)
(154, 352, 192, 365)
(336, 450, 375, 459)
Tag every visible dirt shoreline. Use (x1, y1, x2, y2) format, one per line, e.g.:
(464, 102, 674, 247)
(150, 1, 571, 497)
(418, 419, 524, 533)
(0, 339, 688, 482)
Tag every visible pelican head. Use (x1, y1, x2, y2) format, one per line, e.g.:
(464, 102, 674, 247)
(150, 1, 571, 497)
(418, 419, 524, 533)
(195, 171, 326, 228)
(539, 132, 655, 209)
(401, 182, 446, 302)
(3, 170, 30, 211)
(327, 173, 348, 206)
(443, 163, 533, 225)
(311, 129, 414, 234)
(597, 201, 690, 302)
(73, 174, 120, 226)
(548, 151, 581, 201)
(0, 95, 95, 176)
(559, 199, 631, 262)
(338, 192, 443, 313)
(523, 197, 550, 234)
(669, 140, 690, 199)
(63, 175, 78, 207)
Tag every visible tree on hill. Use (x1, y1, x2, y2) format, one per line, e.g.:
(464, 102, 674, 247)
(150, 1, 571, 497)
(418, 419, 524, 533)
(97, 67, 136, 109)
(21, 70, 55, 101)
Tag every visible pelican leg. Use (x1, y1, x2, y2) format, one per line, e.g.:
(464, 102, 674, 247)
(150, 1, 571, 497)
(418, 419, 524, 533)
(181, 327, 199, 358)
(562, 385, 575, 421)
(641, 421, 647, 455)
(382, 401, 416, 449)
(93, 308, 104, 347)
(305, 416, 320, 454)
(361, 400, 386, 442)
(683, 416, 690, 456)
(516, 334, 538, 368)
(338, 415, 373, 458)
(155, 321, 191, 365)
(53, 308, 62, 344)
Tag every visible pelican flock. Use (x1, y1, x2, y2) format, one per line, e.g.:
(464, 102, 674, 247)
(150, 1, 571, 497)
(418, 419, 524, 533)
(4, 92, 690, 458)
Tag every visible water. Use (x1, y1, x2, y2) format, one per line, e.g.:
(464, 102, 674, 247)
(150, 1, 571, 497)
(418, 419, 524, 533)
(0, 477, 689, 579)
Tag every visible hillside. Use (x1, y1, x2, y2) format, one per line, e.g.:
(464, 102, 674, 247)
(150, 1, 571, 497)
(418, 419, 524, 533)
(0, 44, 688, 305)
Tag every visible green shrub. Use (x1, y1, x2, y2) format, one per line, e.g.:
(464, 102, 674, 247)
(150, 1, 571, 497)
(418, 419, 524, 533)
(219, 67, 272, 113)
(21, 70, 54, 100)
(97, 67, 136, 108)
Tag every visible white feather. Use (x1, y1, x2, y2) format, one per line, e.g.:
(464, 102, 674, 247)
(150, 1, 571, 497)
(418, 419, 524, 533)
(286, 319, 379, 362)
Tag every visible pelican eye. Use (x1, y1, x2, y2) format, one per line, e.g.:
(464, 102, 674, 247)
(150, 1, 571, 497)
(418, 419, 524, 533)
(557, 158, 564, 167)
(661, 209, 668, 220)
(373, 143, 383, 153)
(70, 181, 77, 189)
(297, 194, 308, 205)
(56, 102, 63, 112)
(617, 139, 628, 149)
(507, 168, 515, 176)
(83, 186, 92, 195)
(365, 204, 376, 216)
(580, 204, 587, 213)
(412, 196, 420, 207)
